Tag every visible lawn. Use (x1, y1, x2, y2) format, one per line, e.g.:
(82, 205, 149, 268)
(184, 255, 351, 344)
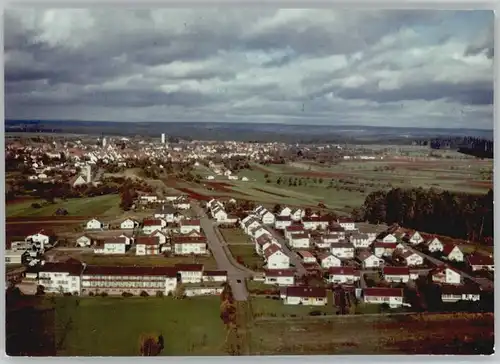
(6, 195, 122, 218)
(45, 296, 227, 356)
(219, 228, 252, 245)
(79, 254, 218, 269)
(227, 245, 264, 271)
(250, 296, 336, 319)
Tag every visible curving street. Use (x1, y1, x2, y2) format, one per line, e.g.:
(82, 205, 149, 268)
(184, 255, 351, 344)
(192, 202, 250, 301)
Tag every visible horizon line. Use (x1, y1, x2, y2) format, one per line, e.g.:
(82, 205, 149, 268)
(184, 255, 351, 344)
(5, 119, 494, 132)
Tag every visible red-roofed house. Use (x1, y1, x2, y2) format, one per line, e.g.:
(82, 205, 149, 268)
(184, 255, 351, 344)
(363, 288, 404, 308)
(442, 244, 464, 262)
(317, 252, 342, 269)
(374, 242, 398, 257)
(264, 245, 290, 270)
(297, 250, 316, 264)
(284, 286, 327, 306)
(173, 236, 207, 255)
(330, 242, 355, 259)
(264, 269, 296, 286)
(274, 215, 292, 230)
(285, 225, 305, 240)
(142, 219, 165, 234)
(426, 237, 444, 252)
(136, 236, 161, 256)
(94, 237, 127, 255)
(289, 232, 310, 249)
(441, 284, 481, 303)
(432, 266, 462, 285)
(255, 234, 280, 256)
(467, 253, 494, 272)
(337, 218, 356, 231)
(383, 266, 410, 283)
(328, 267, 361, 284)
(180, 219, 201, 234)
(407, 231, 424, 245)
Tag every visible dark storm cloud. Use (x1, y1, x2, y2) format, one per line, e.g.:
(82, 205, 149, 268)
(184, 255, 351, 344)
(3, 9, 494, 129)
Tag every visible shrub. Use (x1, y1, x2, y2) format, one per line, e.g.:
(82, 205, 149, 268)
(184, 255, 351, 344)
(100, 292, 108, 297)
(309, 311, 322, 316)
(140, 291, 149, 297)
(122, 292, 133, 297)
(63, 292, 72, 297)
(156, 291, 164, 298)
(89, 291, 94, 296)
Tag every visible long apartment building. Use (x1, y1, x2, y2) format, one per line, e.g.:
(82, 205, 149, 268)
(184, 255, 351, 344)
(35, 259, 226, 296)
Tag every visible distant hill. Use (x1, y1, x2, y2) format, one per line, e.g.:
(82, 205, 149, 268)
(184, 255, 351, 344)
(4, 119, 494, 144)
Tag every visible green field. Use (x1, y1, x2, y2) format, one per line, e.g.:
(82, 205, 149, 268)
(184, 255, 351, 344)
(219, 228, 252, 245)
(45, 296, 227, 356)
(227, 245, 264, 271)
(6, 195, 122, 218)
(250, 296, 336, 318)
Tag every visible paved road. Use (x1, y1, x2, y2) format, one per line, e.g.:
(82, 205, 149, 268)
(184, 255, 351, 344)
(193, 203, 250, 301)
(268, 228, 307, 276)
(402, 243, 493, 290)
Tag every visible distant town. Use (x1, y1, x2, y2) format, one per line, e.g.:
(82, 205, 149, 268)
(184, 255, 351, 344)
(5, 130, 494, 355)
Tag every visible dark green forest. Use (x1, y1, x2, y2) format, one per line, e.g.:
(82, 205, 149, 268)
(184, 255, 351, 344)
(359, 187, 493, 244)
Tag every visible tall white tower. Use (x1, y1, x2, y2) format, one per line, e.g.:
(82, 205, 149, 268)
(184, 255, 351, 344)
(102, 137, 107, 148)
(161, 133, 166, 144)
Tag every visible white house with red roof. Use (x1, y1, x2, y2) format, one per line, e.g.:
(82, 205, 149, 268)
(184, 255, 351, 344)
(172, 236, 207, 255)
(302, 216, 329, 230)
(135, 236, 161, 256)
(85, 218, 103, 230)
(149, 230, 169, 245)
(382, 266, 410, 283)
(284, 286, 328, 306)
(379, 233, 398, 243)
(426, 237, 444, 252)
(467, 253, 494, 272)
(120, 218, 138, 230)
(442, 244, 464, 262)
(407, 231, 424, 245)
(289, 232, 310, 249)
(260, 210, 276, 225)
(94, 237, 127, 255)
(275, 215, 292, 230)
(350, 233, 373, 248)
(357, 251, 382, 269)
(318, 252, 342, 269)
(290, 208, 305, 222)
(337, 218, 356, 231)
(296, 250, 316, 264)
(180, 219, 201, 234)
(264, 269, 296, 286)
(363, 288, 404, 308)
(264, 245, 290, 270)
(327, 267, 360, 284)
(142, 219, 165, 234)
(279, 206, 292, 217)
(254, 234, 280, 256)
(374, 241, 398, 257)
(432, 266, 462, 285)
(330, 242, 355, 259)
(394, 249, 424, 266)
(284, 224, 305, 240)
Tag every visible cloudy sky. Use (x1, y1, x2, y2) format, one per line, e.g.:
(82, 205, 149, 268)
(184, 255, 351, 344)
(4, 9, 494, 129)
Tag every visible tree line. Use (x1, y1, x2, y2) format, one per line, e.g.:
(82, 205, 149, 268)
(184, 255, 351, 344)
(357, 187, 493, 244)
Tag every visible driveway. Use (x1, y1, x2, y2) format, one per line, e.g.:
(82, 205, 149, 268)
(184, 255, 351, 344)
(192, 203, 249, 301)
(268, 228, 307, 276)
